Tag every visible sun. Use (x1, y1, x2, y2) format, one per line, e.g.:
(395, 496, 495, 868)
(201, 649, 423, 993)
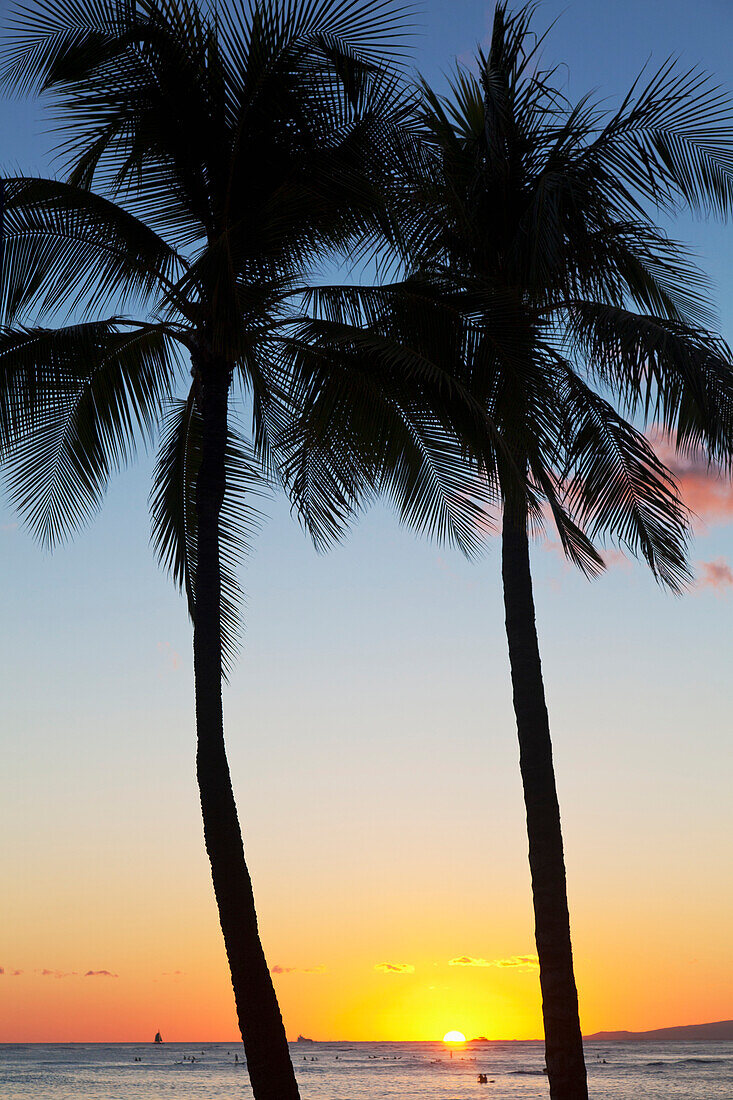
(442, 1030, 466, 1043)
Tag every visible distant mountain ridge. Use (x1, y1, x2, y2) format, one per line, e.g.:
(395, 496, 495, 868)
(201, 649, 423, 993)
(585, 1020, 733, 1041)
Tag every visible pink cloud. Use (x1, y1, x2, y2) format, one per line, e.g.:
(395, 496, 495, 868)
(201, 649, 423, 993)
(541, 539, 629, 576)
(695, 557, 733, 593)
(541, 434, 733, 569)
(541, 538, 572, 567)
(650, 436, 733, 529)
(602, 548, 631, 569)
(157, 641, 181, 672)
(37, 968, 117, 979)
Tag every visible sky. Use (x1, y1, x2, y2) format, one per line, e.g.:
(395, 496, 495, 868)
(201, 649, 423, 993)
(1, 0, 733, 1044)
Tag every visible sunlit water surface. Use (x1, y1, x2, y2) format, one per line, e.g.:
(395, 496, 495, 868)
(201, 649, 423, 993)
(2, 1041, 732, 1098)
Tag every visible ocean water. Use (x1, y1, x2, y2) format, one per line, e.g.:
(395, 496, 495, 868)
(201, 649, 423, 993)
(1, 1040, 732, 1099)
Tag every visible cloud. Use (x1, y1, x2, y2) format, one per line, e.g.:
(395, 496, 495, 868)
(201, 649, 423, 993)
(650, 436, 733, 530)
(37, 968, 117, 979)
(541, 538, 572, 568)
(0, 967, 4, 975)
(270, 965, 326, 975)
(539, 432, 733, 579)
(374, 962, 415, 974)
(602, 548, 631, 570)
(448, 956, 492, 967)
(157, 641, 181, 672)
(695, 557, 733, 594)
(449, 954, 539, 970)
(492, 955, 539, 969)
(11, 970, 22, 977)
(542, 538, 630, 576)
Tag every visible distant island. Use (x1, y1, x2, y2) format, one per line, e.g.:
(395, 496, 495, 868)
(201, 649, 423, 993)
(463, 1021, 733, 1044)
(585, 1020, 733, 1042)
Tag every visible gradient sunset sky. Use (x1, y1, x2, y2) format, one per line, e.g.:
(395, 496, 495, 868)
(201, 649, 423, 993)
(2, 0, 733, 1043)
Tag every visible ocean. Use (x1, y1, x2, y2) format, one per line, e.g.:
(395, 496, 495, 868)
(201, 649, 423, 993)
(1, 1040, 732, 1099)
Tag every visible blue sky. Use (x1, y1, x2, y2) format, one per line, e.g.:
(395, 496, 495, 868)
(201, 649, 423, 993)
(2, 0, 733, 1040)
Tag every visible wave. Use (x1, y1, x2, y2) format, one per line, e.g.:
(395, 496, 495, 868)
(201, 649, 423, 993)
(643, 1056, 727, 1068)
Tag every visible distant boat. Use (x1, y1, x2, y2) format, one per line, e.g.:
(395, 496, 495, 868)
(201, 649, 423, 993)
(296, 1035, 314, 1044)
(154, 1032, 163, 1044)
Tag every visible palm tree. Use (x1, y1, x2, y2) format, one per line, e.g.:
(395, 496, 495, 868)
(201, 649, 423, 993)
(0, 2, 477, 1096)
(289, 6, 733, 1097)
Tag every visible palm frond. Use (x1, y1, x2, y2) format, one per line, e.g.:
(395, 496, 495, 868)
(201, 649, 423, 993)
(1, 320, 180, 546)
(594, 57, 733, 217)
(565, 300, 733, 463)
(1, 176, 185, 322)
(531, 463, 605, 579)
(559, 366, 691, 590)
(150, 388, 269, 673)
(274, 308, 496, 554)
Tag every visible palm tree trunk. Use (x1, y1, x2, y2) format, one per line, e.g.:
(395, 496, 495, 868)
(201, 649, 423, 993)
(193, 363, 300, 1100)
(501, 505, 588, 1100)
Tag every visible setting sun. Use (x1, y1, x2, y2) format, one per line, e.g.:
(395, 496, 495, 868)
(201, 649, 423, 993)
(442, 1031, 466, 1043)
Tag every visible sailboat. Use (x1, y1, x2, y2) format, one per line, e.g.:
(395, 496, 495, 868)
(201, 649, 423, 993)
(154, 1031, 163, 1044)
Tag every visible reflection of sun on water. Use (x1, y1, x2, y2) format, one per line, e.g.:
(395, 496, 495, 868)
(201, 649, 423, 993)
(442, 1031, 466, 1043)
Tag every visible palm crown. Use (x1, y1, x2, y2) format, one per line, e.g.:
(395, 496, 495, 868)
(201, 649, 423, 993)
(0, 0, 490, 666)
(431, 4, 733, 575)
(300, 3, 733, 587)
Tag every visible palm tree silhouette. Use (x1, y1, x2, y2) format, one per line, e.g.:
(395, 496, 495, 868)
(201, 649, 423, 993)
(294, 5, 733, 1096)
(0, 2, 481, 1095)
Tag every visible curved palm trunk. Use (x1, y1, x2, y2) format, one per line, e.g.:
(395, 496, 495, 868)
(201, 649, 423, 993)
(194, 366, 300, 1100)
(501, 506, 588, 1100)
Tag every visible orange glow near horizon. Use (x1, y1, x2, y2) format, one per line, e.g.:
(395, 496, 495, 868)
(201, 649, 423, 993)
(4, 793, 733, 1044)
(3, 823, 733, 1044)
(4, 916, 733, 1044)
